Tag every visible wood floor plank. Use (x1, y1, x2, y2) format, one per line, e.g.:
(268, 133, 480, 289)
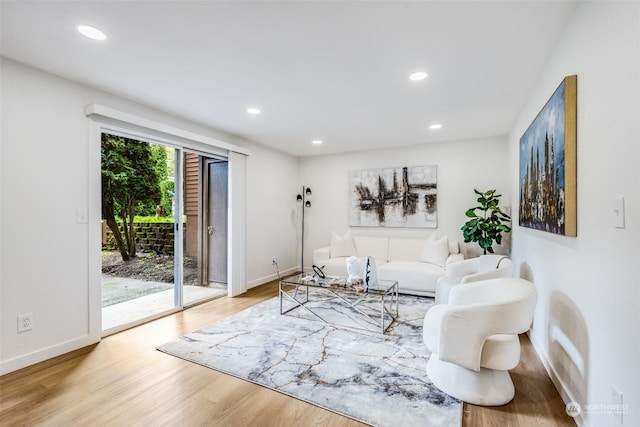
(1, 280, 575, 427)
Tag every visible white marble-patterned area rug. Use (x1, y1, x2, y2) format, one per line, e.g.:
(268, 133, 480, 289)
(157, 292, 461, 427)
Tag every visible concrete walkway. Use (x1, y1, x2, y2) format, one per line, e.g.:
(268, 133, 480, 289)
(102, 276, 226, 331)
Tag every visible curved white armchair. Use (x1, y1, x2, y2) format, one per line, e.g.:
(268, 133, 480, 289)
(423, 277, 537, 406)
(435, 255, 513, 304)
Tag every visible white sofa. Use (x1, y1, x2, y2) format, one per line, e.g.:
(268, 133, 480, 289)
(312, 231, 464, 297)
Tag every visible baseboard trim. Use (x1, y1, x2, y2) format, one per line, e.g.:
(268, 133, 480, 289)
(0, 334, 100, 376)
(246, 267, 299, 289)
(527, 331, 588, 427)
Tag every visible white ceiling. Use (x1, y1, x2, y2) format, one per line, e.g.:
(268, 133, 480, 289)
(0, 1, 578, 157)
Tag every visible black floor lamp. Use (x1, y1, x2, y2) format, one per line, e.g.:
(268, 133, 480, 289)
(296, 186, 312, 273)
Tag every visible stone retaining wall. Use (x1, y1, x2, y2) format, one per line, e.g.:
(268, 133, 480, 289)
(102, 222, 180, 255)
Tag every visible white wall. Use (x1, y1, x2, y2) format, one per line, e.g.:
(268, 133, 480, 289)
(245, 142, 299, 286)
(508, 3, 640, 426)
(298, 136, 510, 266)
(1, 59, 96, 372)
(0, 58, 298, 373)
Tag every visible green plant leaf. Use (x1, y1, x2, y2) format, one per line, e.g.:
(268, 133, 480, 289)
(461, 188, 511, 254)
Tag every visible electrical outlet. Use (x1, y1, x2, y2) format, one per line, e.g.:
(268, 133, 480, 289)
(17, 313, 33, 333)
(611, 385, 624, 424)
(271, 256, 278, 265)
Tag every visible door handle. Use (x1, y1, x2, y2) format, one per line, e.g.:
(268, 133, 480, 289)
(208, 225, 215, 235)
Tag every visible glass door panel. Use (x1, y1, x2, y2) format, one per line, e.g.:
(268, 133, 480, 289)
(101, 136, 179, 331)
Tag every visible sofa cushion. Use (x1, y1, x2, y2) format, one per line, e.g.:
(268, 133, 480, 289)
(420, 236, 449, 267)
(317, 256, 353, 277)
(427, 233, 459, 255)
(378, 261, 445, 294)
(388, 238, 426, 262)
(353, 236, 389, 262)
(330, 230, 357, 257)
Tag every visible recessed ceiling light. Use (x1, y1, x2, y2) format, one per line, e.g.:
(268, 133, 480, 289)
(429, 124, 442, 130)
(409, 71, 428, 81)
(247, 107, 261, 115)
(77, 25, 106, 41)
(312, 140, 323, 145)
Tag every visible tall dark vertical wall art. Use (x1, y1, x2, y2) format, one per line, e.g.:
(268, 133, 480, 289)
(349, 165, 437, 228)
(519, 75, 577, 236)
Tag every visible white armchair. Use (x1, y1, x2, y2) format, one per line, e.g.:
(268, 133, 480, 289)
(435, 254, 513, 304)
(423, 278, 537, 406)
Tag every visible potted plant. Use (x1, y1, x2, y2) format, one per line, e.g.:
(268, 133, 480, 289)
(461, 189, 512, 254)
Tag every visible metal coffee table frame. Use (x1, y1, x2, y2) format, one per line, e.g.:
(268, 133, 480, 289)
(279, 273, 399, 334)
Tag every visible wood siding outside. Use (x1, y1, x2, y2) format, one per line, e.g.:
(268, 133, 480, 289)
(184, 153, 200, 216)
(184, 153, 200, 257)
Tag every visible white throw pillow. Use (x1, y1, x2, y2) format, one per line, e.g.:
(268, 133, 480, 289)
(420, 236, 449, 267)
(448, 239, 460, 254)
(330, 230, 357, 257)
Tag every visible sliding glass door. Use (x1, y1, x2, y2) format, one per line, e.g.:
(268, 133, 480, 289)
(101, 135, 228, 333)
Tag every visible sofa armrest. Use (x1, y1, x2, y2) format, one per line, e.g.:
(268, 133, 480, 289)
(445, 253, 465, 268)
(313, 246, 331, 264)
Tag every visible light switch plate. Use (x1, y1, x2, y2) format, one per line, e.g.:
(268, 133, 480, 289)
(612, 197, 625, 228)
(76, 208, 88, 224)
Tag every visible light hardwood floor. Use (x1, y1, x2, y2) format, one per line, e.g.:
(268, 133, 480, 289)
(0, 280, 576, 427)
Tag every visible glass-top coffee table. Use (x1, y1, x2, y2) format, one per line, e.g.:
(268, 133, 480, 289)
(279, 273, 399, 334)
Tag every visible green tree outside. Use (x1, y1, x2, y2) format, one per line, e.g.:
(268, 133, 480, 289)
(137, 144, 174, 216)
(101, 133, 167, 261)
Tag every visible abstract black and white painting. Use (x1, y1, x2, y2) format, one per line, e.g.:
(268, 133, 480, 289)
(349, 165, 437, 228)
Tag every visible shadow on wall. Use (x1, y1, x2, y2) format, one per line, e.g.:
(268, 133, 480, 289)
(548, 291, 589, 414)
(519, 262, 535, 282)
(519, 262, 588, 414)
